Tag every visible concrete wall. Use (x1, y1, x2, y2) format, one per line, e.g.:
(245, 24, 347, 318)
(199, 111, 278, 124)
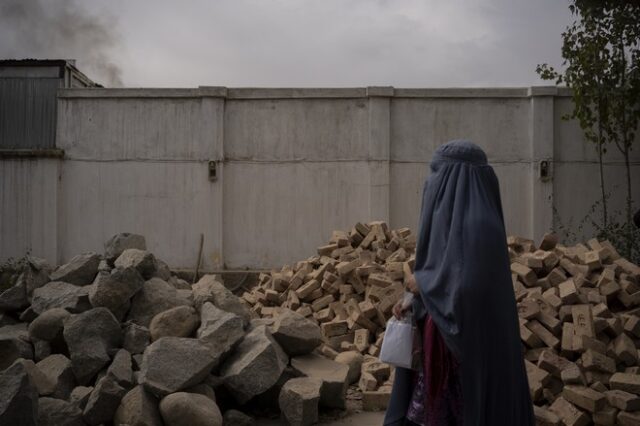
(0, 158, 59, 262)
(553, 96, 640, 244)
(54, 90, 225, 271)
(1, 86, 638, 270)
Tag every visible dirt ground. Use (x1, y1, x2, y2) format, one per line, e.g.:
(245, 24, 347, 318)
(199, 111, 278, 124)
(255, 411, 385, 425)
(253, 386, 386, 425)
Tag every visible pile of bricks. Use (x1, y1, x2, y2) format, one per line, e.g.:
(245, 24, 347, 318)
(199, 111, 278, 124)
(511, 234, 640, 425)
(241, 221, 416, 405)
(242, 222, 640, 421)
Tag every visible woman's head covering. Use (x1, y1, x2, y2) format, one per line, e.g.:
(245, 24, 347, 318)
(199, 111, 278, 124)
(413, 139, 504, 355)
(384, 140, 534, 426)
(430, 139, 488, 166)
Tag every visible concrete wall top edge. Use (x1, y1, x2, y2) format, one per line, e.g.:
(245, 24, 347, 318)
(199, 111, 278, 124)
(226, 87, 368, 99)
(58, 86, 573, 100)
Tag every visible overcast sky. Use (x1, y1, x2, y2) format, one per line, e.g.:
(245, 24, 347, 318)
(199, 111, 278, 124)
(0, 0, 572, 88)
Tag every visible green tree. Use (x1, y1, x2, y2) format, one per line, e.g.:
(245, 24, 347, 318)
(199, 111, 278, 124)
(538, 0, 639, 257)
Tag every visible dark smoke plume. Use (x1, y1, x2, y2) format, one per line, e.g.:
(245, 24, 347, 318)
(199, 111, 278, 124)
(0, 0, 123, 86)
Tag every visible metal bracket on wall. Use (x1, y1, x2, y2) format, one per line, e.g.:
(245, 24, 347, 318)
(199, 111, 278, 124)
(538, 159, 553, 182)
(208, 160, 217, 181)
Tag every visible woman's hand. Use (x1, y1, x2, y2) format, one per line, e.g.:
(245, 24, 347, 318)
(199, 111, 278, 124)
(392, 300, 409, 320)
(406, 273, 419, 294)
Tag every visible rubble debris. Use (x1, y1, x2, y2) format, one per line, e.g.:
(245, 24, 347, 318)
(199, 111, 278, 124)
(139, 337, 216, 397)
(291, 353, 350, 409)
(113, 385, 163, 426)
(509, 233, 640, 425)
(0, 361, 38, 425)
(0, 226, 637, 425)
(279, 377, 323, 426)
(37, 396, 84, 426)
(63, 307, 122, 385)
(158, 392, 223, 426)
(220, 325, 288, 404)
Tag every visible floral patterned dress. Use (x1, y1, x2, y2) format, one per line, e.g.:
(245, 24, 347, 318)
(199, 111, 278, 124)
(406, 314, 464, 426)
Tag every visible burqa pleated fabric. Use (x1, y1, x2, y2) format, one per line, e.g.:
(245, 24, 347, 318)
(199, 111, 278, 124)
(384, 140, 534, 426)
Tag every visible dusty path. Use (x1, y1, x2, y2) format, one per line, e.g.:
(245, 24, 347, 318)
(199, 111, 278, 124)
(255, 411, 385, 425)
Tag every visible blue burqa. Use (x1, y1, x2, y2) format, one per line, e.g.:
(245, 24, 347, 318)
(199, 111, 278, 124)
(384, 140, 534, 426)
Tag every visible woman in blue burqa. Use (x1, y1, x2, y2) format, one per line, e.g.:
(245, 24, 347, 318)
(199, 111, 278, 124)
(384, 140, 534, 426)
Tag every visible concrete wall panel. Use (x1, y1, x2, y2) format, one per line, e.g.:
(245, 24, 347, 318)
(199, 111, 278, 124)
(224, 98, 369, 160)
(0, 159, 59, 261)
(391, 97, 531, 161)
(57, 160, 221, 270)
(223, 161, 370, 268)
(554, 97, 640, 162)
(553, 162, 640, 242)
(57, 97, 221, 160)
(2, 87, 636, 270)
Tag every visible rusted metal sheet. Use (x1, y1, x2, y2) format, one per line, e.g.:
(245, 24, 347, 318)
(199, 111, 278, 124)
(0, 78, 61, 149)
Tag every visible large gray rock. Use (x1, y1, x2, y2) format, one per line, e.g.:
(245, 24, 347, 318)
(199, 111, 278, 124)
(31, 281, 91, 314)
(334, 351, 364, 384)
(63, 308, 123, 384)
(255, 366, 301, 409)
(149, 305, 199, 341)
(193, 275, 251, 325)
(139, 337, 216, 397)
(272, 309, 322, 356)
(69, 385, 93, 409)
(98, 259, 112, 273)
(169, 276, 192, 290)
(291, 353, 350, 409)
(89, 267, 145, 320)
(0, 323, 29, 342)
(105, 233, 147, 263)
(114, 385, 163, 426)
(0, 257, 51, 312)
(132, 354, 144, 371)
(220, 325, 288, 404)
(107, 348, 134, 388)
(127, 278, 190, 327)
(0, 323, 33, 370)
(22, 256, 52, 297)
(18, 306, 38, 323)
(279, 377, 323, 426)
(32, 340, 52, 363)
(37, 397, 84, 426)
(82, 375, 127, 426)
(0, 362, 38, 426)
(36, 354, 76, 399)
(0, 312, 17, 327)
(115, 249, 157, 279)
(154, 259, 172, 281)
(0, 280, 29, 311)
(223, 409, 253, 426)
(176, 289, 194, 305)
(50, 253, 100, 286)
(12, 359, 55, 396)
(19, 306, 38, 322)
(197, 302, 245, 366)
(184, 383, 216, 401)
(159, 392, 222, 426)
(28, 308, 71, 341)
(123, 323, 151, 354)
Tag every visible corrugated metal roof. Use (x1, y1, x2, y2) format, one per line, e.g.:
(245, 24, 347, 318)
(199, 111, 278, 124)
(0, 59, 101, 87)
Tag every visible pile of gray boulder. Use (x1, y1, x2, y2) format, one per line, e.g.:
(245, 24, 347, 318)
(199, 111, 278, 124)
(0, 233, 343, 426)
